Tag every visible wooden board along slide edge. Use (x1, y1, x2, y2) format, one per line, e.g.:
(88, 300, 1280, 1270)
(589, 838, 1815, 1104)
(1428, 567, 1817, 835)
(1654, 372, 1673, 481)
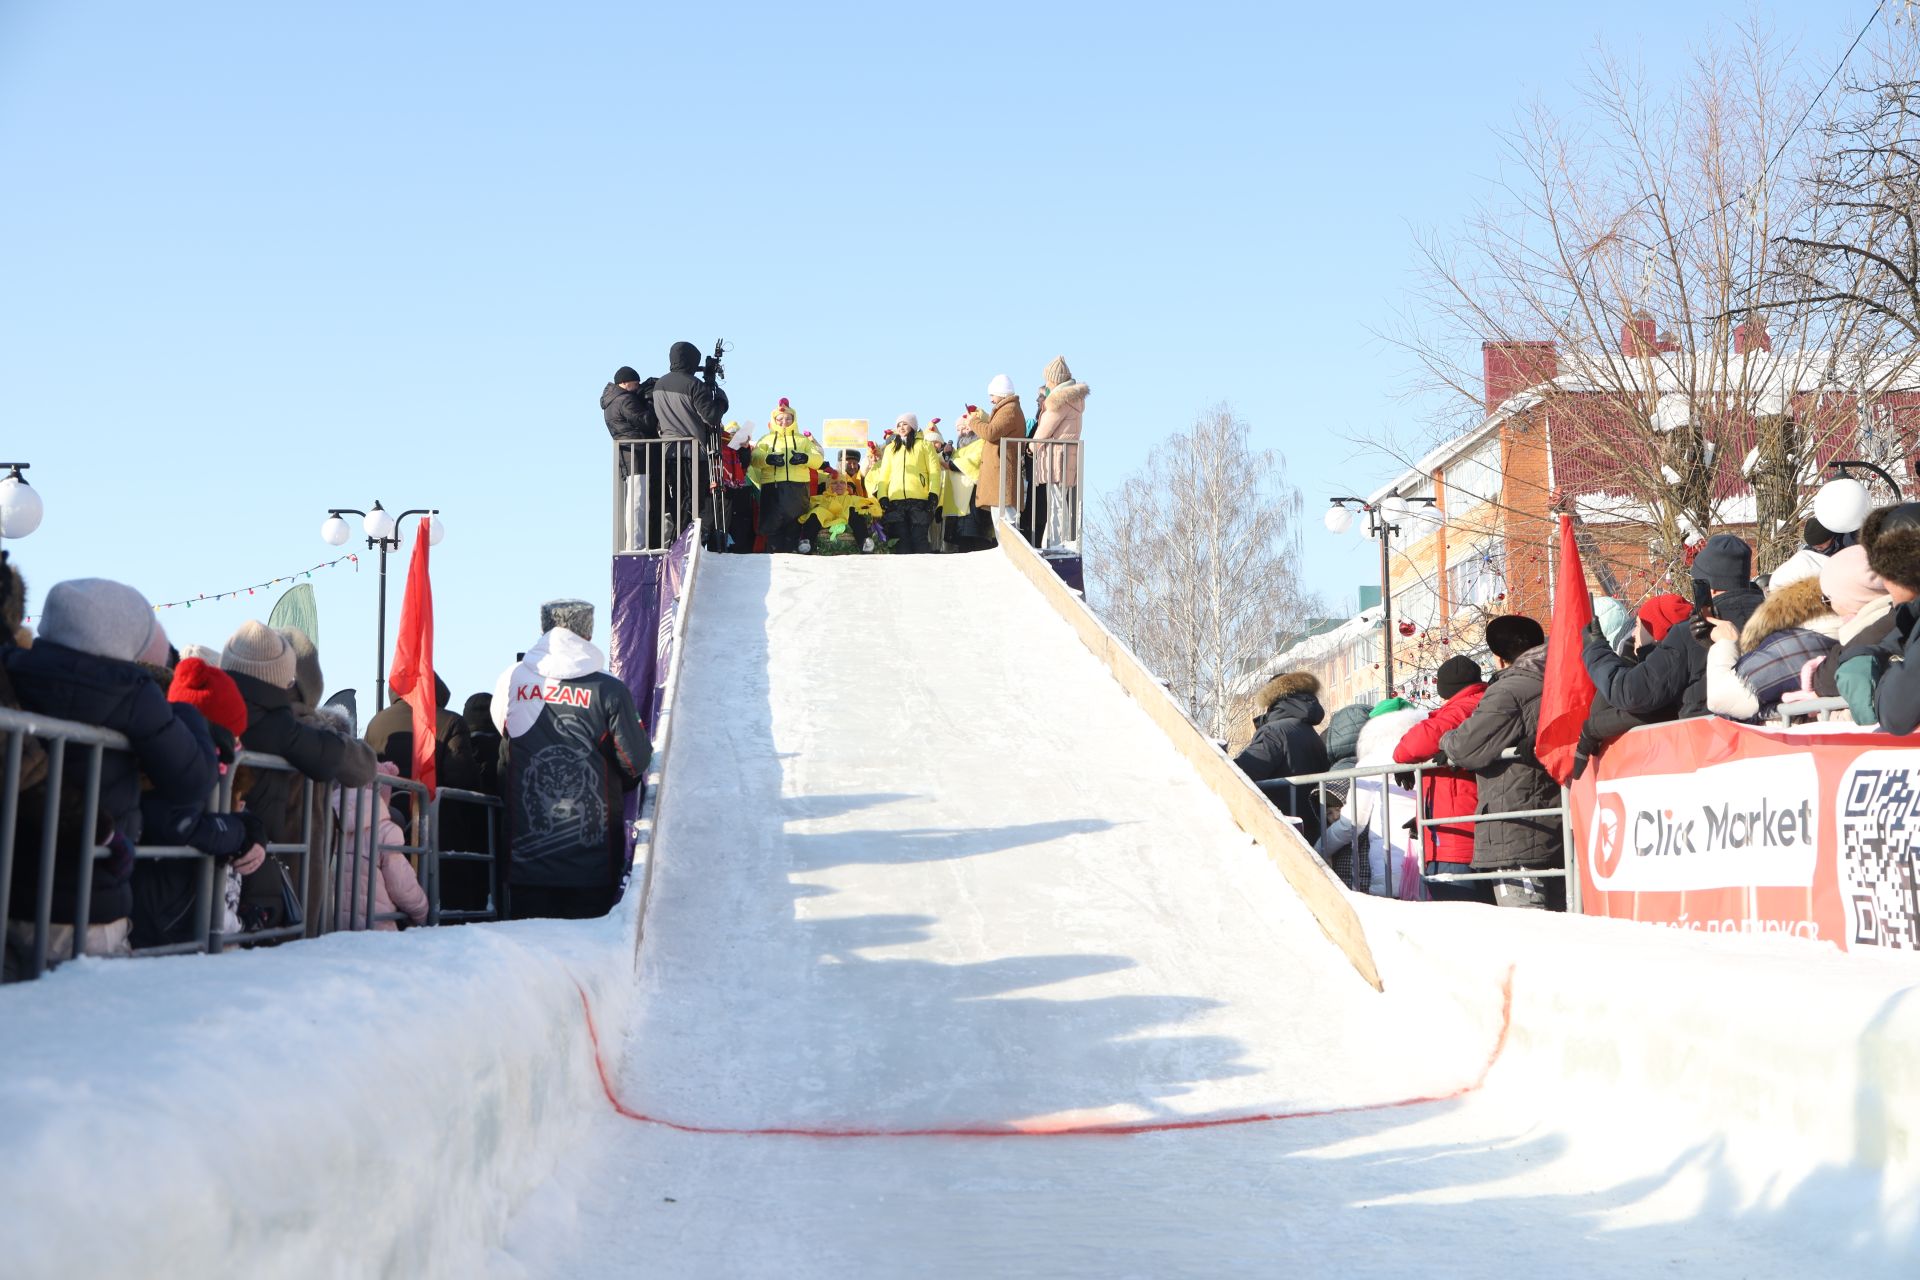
(994, 519, 1385, 993)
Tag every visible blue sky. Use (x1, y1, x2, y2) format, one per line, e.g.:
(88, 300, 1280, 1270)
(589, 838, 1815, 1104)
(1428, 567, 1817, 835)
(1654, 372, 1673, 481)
(0, 0, 1865, 710)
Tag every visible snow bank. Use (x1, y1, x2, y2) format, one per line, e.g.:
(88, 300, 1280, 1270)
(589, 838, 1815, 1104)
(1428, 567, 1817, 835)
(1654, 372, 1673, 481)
(1365, 896, 1920, 1243)
(0, 908, 641, 1278)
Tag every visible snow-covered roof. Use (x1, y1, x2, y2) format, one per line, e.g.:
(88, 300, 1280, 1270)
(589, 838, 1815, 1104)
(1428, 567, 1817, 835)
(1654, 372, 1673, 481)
(1238, 606, 1383, 695)
(1366, 344, 1920, 506)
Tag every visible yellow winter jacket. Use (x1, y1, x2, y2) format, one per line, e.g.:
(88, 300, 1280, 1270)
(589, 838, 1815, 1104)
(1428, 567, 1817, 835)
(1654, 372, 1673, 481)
(867, 437, 942, 502)
(752, 423, 823, 485)
(953, 437, 985, 480)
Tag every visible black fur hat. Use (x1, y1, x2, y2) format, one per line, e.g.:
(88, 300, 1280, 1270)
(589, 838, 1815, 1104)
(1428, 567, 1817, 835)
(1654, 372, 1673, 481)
(1864, 503, 1920, 591)
(1484, 615, 1546, 661)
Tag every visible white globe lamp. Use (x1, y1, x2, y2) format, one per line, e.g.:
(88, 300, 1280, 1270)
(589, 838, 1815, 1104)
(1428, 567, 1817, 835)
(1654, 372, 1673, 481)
(0, 467, 44, 539)
(1813, 476, 1872, 534)
(1323, 504, 1354, 535)
(363, 502, 398, 541)
(1382, 494, 1411, 522)
(427, 512, 446, 546)
(320, 515, 351, 546)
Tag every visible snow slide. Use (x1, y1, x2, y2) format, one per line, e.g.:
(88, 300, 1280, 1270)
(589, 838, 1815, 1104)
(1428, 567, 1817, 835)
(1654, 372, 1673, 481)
(4, 548, 1918, 1278)
(496, 552, 1920, 1278)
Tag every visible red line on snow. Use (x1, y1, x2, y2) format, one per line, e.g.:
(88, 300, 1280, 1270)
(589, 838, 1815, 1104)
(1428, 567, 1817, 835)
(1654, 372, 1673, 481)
(573, 965, 1517, 1140)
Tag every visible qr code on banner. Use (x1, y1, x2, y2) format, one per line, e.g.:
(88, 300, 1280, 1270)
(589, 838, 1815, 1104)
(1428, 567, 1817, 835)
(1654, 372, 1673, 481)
(1837, 761, 1920, 949)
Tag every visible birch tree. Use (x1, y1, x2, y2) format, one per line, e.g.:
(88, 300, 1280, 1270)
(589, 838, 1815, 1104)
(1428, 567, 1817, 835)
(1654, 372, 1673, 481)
(1085, 403, 1318, 741)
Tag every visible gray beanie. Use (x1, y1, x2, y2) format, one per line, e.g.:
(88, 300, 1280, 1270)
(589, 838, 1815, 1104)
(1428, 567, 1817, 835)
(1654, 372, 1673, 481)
(277, 626, 323, 708)
(38, 578, 163, 664)
(1694, 534, 1754, 591)
(541, 598, 594, 641)
(221, 619, 296, 689)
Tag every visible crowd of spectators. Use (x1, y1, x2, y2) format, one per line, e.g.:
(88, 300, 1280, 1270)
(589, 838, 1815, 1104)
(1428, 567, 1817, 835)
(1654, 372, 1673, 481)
(1231, 503, 1920, 912)
(1, 552, 653, 979)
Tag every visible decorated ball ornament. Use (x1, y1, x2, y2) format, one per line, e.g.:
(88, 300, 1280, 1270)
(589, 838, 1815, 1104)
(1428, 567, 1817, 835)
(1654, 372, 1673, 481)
(1398, 621, 1416, 637)
(1813, 476, 1872, 534)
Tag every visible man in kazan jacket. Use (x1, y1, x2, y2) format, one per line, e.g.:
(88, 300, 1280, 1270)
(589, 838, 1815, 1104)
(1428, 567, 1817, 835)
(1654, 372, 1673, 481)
(492, 600, 652, 920)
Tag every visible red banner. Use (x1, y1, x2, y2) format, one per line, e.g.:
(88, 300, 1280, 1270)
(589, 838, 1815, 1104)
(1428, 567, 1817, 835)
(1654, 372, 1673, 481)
(1569, 716, 1920, 950)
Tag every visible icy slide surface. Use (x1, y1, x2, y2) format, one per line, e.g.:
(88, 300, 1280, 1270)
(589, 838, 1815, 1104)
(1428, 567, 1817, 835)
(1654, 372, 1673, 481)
(497, 554, 1912, 1278)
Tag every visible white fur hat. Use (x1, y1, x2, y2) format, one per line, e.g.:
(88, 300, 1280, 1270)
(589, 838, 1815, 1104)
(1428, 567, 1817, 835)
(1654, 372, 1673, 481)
(988, 374, 1015, 399)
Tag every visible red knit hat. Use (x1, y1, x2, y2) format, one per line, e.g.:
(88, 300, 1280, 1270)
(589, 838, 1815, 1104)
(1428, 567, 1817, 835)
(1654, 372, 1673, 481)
(168, 656, 249, 739)
(1637, 593, 1693, 643)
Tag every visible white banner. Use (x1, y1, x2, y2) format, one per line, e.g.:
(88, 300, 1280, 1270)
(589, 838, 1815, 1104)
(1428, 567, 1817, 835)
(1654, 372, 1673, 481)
(1587, 753, 1820, 892)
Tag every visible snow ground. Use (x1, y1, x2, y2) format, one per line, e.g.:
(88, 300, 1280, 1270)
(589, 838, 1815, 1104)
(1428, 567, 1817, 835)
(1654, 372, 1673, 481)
(5, 550, 1917, 1278)
(495, 553, 1920, 1278)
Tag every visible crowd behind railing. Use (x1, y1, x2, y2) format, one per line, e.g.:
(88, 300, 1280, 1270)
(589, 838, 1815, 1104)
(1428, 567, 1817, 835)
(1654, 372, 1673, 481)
(0, 553, 659, 982)
(607, 344, 1085, 557)
(1236, 511, 1920, 911)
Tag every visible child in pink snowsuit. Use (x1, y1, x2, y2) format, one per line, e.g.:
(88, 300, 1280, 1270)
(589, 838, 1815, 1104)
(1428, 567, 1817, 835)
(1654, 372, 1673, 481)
(332, 762, 429, 930)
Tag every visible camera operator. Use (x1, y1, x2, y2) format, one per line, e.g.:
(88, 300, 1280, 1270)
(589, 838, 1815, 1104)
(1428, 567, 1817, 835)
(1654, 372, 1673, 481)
(649, 341, 731, 546)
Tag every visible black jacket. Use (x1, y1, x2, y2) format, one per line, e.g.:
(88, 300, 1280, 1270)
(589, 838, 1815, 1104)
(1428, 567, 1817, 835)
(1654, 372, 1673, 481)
(1584, 621, 1707, 721)
(4, 641, 217, 925)
(601, 382, 654, 441)
(364, 675, 482, 794)
(1234, 691, 1330, 842)
(1439, 646, 1562, 871)
(231, 671, 377, 924)
(1573, 641, 1675, 777)
(502, 667, 652, 891)
(132, 705, 264, 947)
(649, 342, 729, 446)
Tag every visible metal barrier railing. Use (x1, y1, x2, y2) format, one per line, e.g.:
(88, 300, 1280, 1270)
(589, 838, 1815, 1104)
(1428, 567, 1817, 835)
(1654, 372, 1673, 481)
(1774, 697, 1854, 727)
(613, 439, 702, 554)
(1, 703, 506, 980)
(1276, 749, 1578, 910)
(996, 437, 1083, 549)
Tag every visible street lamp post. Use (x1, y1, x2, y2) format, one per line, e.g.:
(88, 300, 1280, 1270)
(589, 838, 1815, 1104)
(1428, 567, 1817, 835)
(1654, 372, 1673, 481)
(1324, 492, 1438, 699)
(0, 462, 46, 550)
(321, 501, 442, 711)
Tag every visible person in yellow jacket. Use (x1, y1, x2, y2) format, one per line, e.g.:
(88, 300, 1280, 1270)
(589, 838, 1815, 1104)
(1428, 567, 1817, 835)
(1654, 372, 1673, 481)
(867, 413, 943, 554)
(949, 406, 993, 551)
(799, 467, 883, 553)
(751, 398, 824, 553)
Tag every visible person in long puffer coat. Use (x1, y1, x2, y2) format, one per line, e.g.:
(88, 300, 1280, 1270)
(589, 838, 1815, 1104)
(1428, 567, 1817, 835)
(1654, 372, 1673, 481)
(1232, 672, 1329, 842)
(1705, 575, 1842, 722)
(1392, 656, 1492, 902)
(1025, 356, 1088, 546)
(1438, 615, 1563, 910)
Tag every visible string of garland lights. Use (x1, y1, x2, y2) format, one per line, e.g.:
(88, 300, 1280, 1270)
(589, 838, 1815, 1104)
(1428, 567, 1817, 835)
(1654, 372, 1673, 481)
(148, 554, 360, 612)
(20, 554, 361, 625)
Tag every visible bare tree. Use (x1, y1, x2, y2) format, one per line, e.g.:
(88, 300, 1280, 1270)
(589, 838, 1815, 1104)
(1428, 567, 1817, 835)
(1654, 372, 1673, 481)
(1085, 404, 1319, 741)
(1388, 24, 1911, 586)
(1776, 28, 1920, 357)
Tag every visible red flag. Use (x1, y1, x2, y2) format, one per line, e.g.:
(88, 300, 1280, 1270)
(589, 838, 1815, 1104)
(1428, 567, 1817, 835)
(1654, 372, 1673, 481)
(1536, 513, 1596, 786)
(387, 517, 436, 795)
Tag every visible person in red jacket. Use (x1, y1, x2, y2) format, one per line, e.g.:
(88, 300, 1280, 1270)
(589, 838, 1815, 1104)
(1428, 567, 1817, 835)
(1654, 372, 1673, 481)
(1393, 656, 1493, 904)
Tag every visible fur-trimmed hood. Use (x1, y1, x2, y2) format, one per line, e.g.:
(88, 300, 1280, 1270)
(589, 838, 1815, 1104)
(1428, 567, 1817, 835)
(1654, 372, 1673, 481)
(1044, 380, 1089, 412)
(1257, 671, 1320, 708)
(1739, 576, 1842, 654)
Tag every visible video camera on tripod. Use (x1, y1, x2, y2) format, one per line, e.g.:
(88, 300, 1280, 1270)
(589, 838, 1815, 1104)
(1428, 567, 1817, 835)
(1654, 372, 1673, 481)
(701, 338, 728, 387)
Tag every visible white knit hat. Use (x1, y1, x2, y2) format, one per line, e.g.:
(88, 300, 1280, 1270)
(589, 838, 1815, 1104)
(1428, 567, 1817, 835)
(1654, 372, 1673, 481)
(987, 374, 1015, 399)
(895, 413, 919, 433)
